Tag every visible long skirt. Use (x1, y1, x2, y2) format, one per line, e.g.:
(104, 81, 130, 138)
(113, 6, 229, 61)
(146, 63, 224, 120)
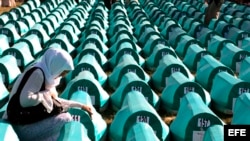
(13, 112, 72, 141)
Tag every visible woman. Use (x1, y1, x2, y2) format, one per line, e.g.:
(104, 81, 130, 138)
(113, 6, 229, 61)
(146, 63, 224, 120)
(2, 48, 92, 141)
(204, 0, 224, 25)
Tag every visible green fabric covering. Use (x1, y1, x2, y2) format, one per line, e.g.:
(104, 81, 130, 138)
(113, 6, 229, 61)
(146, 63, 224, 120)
(232, 93, 250, 124)
(68, 91, 107, 140)
(183, 44, 209, 72)
(203, 125, 224, 141)
(0, 120, 19, 141)
(195, 54, 234, 91)
(72, 54, 107, 85)
(239, 56, 250, 82)
(60, 71, 109, 110)
(146, 44, 177, 71)
(109, 54, 149, 90)
(152, 54, 194, 91)
(58, 121, 90, 141)
(110, 91, 169, 141)
(126, 122, 160, 141)
(170, 92, 224, 141)
(220, 43, 250, 73)
(111, 72, 159, 111)
(211, 72, 250, 114)
(0, 55, 21, 86)
(161, 72, 211, 112)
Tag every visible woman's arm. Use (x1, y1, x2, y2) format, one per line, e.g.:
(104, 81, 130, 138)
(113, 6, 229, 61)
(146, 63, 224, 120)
(56, 97, 93, 118)
(19, 69, 54, 112)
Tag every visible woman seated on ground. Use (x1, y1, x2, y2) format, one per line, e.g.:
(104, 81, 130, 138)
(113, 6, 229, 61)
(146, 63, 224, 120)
(2, 48, 93, 141)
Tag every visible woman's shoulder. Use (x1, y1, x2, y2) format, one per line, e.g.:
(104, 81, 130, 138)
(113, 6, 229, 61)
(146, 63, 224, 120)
(25, 67, 45, 79)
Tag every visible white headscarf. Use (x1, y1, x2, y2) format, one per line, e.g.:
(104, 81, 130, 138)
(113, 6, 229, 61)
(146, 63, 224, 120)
(34, 48, 74, 89)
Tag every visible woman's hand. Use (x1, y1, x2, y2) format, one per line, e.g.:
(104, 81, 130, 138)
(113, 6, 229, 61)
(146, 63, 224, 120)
(81, 105, 93, 119)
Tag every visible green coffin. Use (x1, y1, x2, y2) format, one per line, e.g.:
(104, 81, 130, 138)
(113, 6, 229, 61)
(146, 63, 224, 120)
(210, 71, 250, 114)
(68, 91, 107, 140)
(111, 72, 159, 111)
(175, 34, 201, 58)
(109, 91, 170, 141)
(195, 54, 234, 91)
(207, 35, 234, 58)
(151, 54, 194, 91)
(2, 42, 35, 70)
(0, 120, 19, 141)
(109, 54, 149, 90)
(161, 72, 211, 113)
(72, 54, 107, 85)
(231, 93, 250, 124)
(220, 43, 250, 73)
(58, 121, 91, 141)
(0, 55, 21, 87)
(183, 44, 210, 73)
(239, 56, 250, 82)
(170, 92, 224, 141)
(74, 43, 108, 69)
(203, 125, 224, 141)
(0, 24, 21, 46)
(60, 71, 109, 111)
(146, 44, 177, 71)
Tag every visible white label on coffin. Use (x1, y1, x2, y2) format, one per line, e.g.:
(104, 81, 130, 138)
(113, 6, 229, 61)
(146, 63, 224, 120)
(2, 74, 5, 83)
(192, 131, 204, 141)
(17, 59, 21, 66)
(91, 96, 95, 105)
(232, 98, 236, 113)
(236, 62, 241, 73)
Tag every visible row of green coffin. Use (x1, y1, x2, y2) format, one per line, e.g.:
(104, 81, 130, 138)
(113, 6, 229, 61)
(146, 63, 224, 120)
(144, 1, 204, 38)
(0, 16, 107, 71)
(3, 72, 250, 140)
(0, 0, 92, 47)
(208, 20, 250, 47)
(165, 0, 250, 48)
(211, 36, 250, 71)
(0, 90, 231, 141)
(0, 0, 41, 23)
(114, 2, 171, 48)
(54, 92, 250, 141)
(109, 88, 224, 141)
(0, 0, 74, 37)
(0, 53, 249, 125)
(0, 40, 185, 90)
